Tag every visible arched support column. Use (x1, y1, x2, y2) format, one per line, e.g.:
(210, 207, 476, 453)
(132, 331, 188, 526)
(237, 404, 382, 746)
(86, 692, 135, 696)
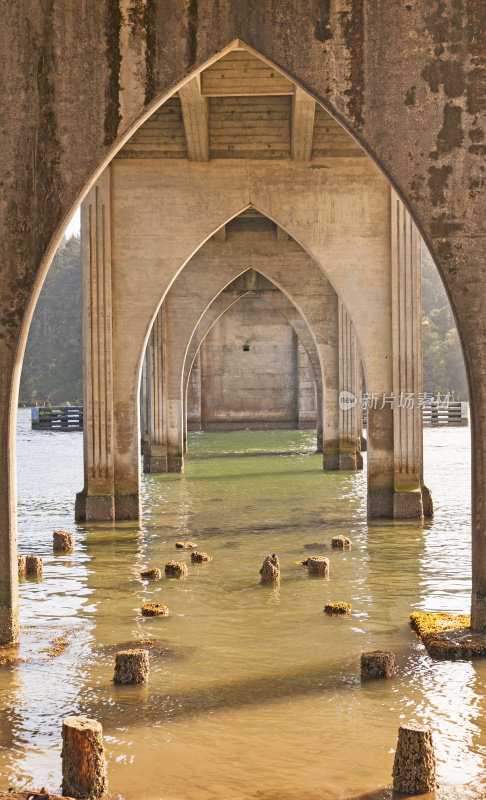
(142, 237, 336, 476)
(75, 170, 140, 521)
(75, 173, 117, 522)
(391, 192, 433, 519)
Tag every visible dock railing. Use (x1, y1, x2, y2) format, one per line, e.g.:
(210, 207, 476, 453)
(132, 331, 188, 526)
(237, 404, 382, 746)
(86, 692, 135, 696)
(31, 406, 83, 431)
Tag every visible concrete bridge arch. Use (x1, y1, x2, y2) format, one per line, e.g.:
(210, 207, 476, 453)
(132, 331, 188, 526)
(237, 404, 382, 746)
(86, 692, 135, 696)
(181, 271, 327, 451)
(2, 9, 484, 643)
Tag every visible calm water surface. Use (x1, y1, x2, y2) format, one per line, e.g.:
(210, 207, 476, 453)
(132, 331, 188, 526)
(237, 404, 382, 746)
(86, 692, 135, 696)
(0, 410, 481, 799)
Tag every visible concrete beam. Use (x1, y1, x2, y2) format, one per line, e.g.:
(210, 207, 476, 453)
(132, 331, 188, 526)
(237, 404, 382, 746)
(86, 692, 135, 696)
(291, 88, 315, 161)
(179, 76, 209, 162)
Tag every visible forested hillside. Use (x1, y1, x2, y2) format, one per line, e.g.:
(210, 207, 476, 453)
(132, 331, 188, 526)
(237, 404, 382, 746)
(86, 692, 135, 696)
(422, 246, 468, 400)
(18, 236, 469, 405)
(19, 235, 82, 405)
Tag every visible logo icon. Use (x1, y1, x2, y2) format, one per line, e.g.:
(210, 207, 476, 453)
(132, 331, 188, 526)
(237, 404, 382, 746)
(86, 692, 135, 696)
(339, 391, 357, 411)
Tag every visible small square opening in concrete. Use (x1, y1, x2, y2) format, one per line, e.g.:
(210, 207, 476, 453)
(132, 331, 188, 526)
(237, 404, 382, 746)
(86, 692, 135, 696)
(243, 344, 250, 351)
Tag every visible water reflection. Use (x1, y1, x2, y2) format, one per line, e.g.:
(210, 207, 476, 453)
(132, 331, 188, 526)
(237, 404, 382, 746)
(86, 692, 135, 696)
(0, 412, 481, 798)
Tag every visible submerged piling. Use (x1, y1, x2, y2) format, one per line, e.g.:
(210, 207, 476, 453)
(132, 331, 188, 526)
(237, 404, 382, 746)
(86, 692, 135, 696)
(392, 723, 436, 795)
(114, 649, 149, 684)
(61, 716, 106, 798)
(260, 553, 280, 582)
(306, 556, 329, 576)
(361, 650, 396, 680)
(53, 530, 74, 553)
(25, 555, 43, 579)
(17, 555, 26, 580)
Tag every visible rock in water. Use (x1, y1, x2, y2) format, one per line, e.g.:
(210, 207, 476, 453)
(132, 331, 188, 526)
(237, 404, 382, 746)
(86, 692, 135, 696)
(114, 649, 149, 684)
(175, 541, 197, 549)
(392, 723, 436, 795)
(260, 553, 280, 583)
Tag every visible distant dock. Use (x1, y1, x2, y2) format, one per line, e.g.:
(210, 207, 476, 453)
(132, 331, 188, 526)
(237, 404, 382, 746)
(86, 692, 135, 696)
(31, 406, 83, 431)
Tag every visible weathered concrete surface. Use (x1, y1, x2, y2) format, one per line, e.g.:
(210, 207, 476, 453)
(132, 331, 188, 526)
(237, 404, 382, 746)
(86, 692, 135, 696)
(183, 273, 321, 438)
(199, 295, 299, 429)
(105, 159, 388, 498)
(141, 231, 335, 473)
(1, 3, 486, 640)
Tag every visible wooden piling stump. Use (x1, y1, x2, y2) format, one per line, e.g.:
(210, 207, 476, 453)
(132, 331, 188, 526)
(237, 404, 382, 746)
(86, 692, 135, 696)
(392, 723, 436, 795)
(165, 560, 188, 578)
(25, 555, 43, 579)
(305, 556, 329, 576)
(260, 553, 280, 583)
(17, 555, 26, 580)
(53, 530, 74, 553)
(361, 650, 396, 680)
(191, 551, 212, 563)
(140, 567, 161, 580)
(331, 535, 351, 550)
(324, 602, 352, 616)
(114, 648, 149, 684)
(142, 602, 169, 617)
(61, 716, 106, 799)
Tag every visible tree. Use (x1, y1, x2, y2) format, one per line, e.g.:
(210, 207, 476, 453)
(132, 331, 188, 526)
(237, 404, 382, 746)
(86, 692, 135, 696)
(19, 235, 82, 405)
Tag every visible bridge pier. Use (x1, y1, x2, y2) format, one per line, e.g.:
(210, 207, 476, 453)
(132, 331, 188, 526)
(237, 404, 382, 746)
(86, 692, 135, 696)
(390, 193, 432, 520)
(75, 173, 140, 522)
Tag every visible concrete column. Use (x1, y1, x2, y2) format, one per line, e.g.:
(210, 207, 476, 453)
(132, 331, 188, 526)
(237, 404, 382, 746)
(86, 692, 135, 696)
(338, 300, 362, 470)
(367, 404, 395, 518)
(186, 349, 202, 434)
(0, 347, 20, 644)
(140, 341, 150, 457)
(391, 191, 433, 519)
(321, 292, 340, 471)
(75, 172, 115, 522)
(143, 306, 169, 473)
(297, 340, 318, 432)
(165, 300, 184, 473)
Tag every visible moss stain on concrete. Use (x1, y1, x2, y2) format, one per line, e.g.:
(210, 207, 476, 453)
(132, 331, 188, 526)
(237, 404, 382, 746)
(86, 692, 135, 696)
(104, 0, 123, 146)
(314, 0, 333, 43)
(1, 0, 63, 347)
(339, 0, 364, 129)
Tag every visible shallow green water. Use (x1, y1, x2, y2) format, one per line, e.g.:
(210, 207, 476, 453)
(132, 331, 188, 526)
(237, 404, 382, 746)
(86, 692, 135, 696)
(0, 411, 481, 799)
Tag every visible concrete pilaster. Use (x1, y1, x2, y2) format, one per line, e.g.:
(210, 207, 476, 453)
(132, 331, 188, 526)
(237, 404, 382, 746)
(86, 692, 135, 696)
(338, 300, 362, 470)
(140, 343, 150, 456)
(0, 351, 20, 643)
(165, 300, 185, 473)
(143, 306, 169, 473)
(75, 172, 116, 522)
(391, 191, 432, 519)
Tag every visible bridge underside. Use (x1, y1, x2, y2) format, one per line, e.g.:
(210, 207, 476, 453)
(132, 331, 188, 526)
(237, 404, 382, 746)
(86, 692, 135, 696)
(1, 3, 486, 642)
